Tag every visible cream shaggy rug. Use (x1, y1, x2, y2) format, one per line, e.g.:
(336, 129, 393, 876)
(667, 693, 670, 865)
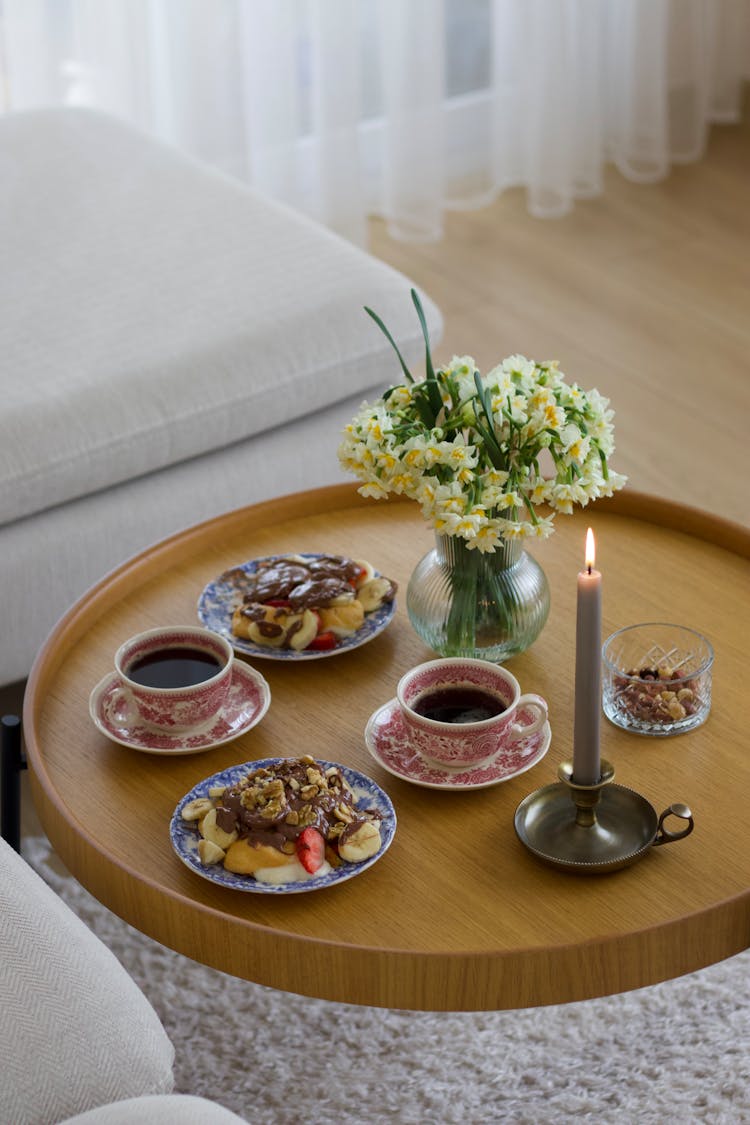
(25, 836, 749, 1125)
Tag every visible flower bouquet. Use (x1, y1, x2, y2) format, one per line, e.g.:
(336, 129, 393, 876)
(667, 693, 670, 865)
(338, 290, 627, 659)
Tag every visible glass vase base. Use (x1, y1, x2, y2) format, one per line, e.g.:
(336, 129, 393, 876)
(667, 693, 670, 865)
(406, 535, 550, 663)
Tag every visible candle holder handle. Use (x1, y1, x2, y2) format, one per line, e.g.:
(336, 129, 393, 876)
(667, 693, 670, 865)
(653, 803, 694, 846)
(557, 759, 616, 827)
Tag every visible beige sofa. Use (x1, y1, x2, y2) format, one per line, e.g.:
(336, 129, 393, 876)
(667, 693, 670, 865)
(0, 108, 441, 685)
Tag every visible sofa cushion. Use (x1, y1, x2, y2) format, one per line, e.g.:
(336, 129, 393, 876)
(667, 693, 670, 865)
(0, 107, 441, 527)
(0, 837, 174, 1125)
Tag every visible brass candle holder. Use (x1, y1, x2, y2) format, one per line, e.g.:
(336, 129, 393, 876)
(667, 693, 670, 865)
(514, 758, 694, 873)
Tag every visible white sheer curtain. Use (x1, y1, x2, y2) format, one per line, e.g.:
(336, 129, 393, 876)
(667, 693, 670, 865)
(1, 0, 748, 245)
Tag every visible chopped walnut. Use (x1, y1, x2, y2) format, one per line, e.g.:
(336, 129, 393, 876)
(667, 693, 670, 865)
(261, 778, 285, 799)
(297, 804, 318, 827)
(260, 799, 284, 820)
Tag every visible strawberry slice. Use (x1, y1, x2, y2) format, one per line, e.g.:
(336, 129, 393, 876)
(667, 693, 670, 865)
(296, 827, 325, 874)
(306, 630, 337, 651)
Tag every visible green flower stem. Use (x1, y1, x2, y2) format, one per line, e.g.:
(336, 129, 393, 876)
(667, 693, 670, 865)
(437, 534, 521, 654)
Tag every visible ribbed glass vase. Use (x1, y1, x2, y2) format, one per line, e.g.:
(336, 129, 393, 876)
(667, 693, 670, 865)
(406, 533, 550, 662)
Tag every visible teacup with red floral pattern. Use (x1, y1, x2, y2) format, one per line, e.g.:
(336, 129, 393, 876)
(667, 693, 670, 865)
(104, 626, 234, 734)
(396, 657, 548, 770)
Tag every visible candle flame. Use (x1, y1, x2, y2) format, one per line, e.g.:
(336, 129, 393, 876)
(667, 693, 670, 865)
(585, 527, 596, 570)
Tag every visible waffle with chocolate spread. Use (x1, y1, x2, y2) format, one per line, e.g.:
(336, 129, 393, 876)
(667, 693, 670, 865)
(226, 554, 396, 652)
(180, 755, 383, 882)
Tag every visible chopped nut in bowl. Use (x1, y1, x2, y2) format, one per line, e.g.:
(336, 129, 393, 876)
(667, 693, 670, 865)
(602, 623, 714, 736)
(171, 755, 396, 894)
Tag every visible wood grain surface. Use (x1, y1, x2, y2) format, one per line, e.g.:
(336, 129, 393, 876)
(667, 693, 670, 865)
(22, 484, 750, 1010)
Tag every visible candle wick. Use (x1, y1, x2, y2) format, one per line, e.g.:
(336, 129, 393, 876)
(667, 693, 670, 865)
(587, 564, 592, 575)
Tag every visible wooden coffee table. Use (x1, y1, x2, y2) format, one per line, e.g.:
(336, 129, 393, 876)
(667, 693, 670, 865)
(23, 485, 750, 1011)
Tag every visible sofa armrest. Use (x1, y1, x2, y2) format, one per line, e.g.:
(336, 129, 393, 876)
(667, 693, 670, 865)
(0, 837, 175, 1125)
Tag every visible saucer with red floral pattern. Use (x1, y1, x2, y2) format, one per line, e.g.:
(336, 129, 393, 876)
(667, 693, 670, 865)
(89, 659, 270, 755)
(364, 697, 551, 791)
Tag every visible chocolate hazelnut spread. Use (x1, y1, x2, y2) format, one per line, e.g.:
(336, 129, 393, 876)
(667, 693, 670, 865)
(214, 757, 381, 854)
(234, 554, 362, 609)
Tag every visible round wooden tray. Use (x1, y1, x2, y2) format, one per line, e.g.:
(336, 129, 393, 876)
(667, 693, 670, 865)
(23, 485, 749, 1011)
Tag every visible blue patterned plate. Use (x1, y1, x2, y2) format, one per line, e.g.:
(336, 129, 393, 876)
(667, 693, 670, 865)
(196, 553, 396, 660)
(170, 757, 397, 894)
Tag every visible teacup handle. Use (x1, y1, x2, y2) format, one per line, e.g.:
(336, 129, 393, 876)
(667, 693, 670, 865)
(653, 803, 694, 846)
(102, 684, 138, 729)
(508, 694, 548, 742)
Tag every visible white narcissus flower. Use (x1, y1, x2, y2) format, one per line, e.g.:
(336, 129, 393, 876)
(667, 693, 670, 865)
(549, 482, 590, 513)
(445, 355, 476, 377)
(401, 434, 445, 469)
(440, 435, 480, 470)
(559, 383, 584, 408)
(386, 472, 416, 495)
(465, 524, 502, 552)
(454, 510, 487, 539)
(387, 385, 413, 408)
(494, 490, 524, 511)
(433, 511, 463, 535)
(560, 424, 592, 465)
(526, 515, 556, 539)
(436, 492, 467, 516)
(376, 451, 398, 473)
(593, 470, 628, 498)
(480, 468, 510, 489)
(502, 355, 537, 383)
(363, 406, 392, 444)
(527, 479, 553, 506)
(358, 480, 390, 500)
(415, 478, 439, 509)
(538, 400, 566, 431)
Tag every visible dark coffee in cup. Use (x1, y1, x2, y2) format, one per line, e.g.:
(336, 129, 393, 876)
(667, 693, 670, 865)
(107, 626, 234, 733)
(412, 686, 507, 724)
(127, 647, 223, 689)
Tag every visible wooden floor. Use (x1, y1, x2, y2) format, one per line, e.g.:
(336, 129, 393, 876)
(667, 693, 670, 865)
(369, 96, 750, 530)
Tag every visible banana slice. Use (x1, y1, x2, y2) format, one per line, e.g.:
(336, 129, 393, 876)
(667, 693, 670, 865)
(208, 784, 227, 799)
(338, 821, 382, 863)
(288, 608, 319, 651)
(181, 797, 214, 822)
(199, 807, 239, 850)
(198, 839, 226, 866)
(245, 605, 292, 648)
(356, 576, 393, 612)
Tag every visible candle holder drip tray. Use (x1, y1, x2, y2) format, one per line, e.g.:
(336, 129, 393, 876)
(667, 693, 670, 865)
(514, 759, 693, 874)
